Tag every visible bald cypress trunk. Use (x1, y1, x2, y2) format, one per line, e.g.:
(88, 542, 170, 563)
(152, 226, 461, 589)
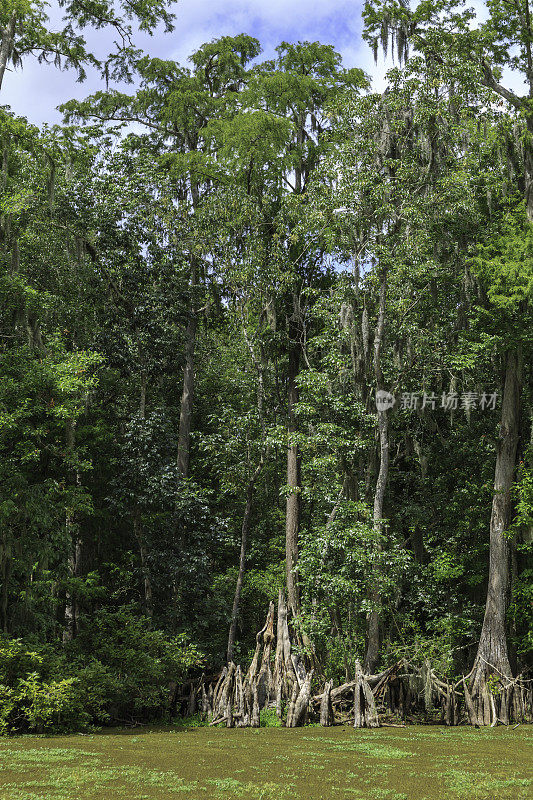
(364, 265, 389, 674)
(285, 324, 301, 618)
(0, 12, 16, 92)
(471, 350, 520, 702)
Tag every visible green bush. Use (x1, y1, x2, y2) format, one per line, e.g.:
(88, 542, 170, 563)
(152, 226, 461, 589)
(70, 606, 203, 724)
(0, 638, 89, 733)
(259, 708, 283, 727)
(0, 605, 203, 734)
(15, 673, 87, 732)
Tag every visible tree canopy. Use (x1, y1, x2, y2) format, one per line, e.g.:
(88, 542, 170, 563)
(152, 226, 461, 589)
(0, 1, 531, 733)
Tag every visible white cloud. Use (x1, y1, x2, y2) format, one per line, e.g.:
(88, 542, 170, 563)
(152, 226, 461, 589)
(2, 0, 377, 124)
(165, 0, 366, 64)
(2, 0, 530, 126)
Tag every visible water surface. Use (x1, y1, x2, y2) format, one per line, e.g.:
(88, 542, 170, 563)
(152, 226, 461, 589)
(0, 724, 531, 799)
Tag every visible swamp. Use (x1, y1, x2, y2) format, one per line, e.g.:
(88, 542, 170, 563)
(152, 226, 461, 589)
(0, 726, 531, 800)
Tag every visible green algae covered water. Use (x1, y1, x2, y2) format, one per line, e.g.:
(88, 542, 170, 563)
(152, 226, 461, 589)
(0, 725, 531, 800)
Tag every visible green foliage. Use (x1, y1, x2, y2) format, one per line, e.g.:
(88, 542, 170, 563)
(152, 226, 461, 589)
(0, 607, 203, 733)
(0, 638, 87, 733)
(0, 0, 175, 91)
(1, 5, 533, 736)
(71, 607, 203, 723)
(259, 708, 283, 727)
(472, 205, 533, 315)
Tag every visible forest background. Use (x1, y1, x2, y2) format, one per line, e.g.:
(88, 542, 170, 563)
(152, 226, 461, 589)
(0, 0, 531, 732)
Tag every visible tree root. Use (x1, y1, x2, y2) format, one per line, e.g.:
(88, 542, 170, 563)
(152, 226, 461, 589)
(175, 600, 533, 728)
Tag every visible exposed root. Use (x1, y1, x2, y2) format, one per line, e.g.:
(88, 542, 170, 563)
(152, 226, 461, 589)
(175, 601, 532, 728)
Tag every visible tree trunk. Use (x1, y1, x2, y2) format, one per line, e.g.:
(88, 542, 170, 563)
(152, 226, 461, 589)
(63, 532, 82, 642)
(320, 680, 333, 726)
(134, 375, 153, 619)
(227, 458, 265, 663)
(353, 659, 380, 727)
(0, 12, 16, 93)
(246, 601, 275, 697)
(177, 296, 197, 479)
(285, 311, 301, 618)
(63, 417, 81, 643)
(0, 531, 11, 634)
(364, 266, 389, 673)
(471, 350, 520, 707)
(251, 680, 260, 727)
(525, 117, 533, 222)
(256, 604, 276, 707)
(134, 509, 153, 620)
(272, 588, 299, 714)
(287, 671, 313, 727)
(463, 677, 481, 726)
(177, 174, 202, 479)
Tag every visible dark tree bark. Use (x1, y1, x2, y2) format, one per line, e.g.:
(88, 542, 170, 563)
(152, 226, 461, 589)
(134, 374, 153, 619)
(0, 530, 11, 634)
(364, 265, 389, 673)
(63, 417, 81, 643)
(285, 308, 301, 618)
(471, 350, 520, 700)
(177, 178, 201, 479)
(134, 508, 153, 620)
(0, 12, 16, 92)
(523, 117, 533, 221)
(177, 290, 197, 479)
(227, 458, 265, 664)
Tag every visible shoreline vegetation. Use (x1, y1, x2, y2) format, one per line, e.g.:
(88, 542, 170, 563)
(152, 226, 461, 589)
(174, 592, 532, 731)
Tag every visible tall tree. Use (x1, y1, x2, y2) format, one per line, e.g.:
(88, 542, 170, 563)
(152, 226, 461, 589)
(0, 0, 174, 93)
(363, 0, 533, 218)
(63, 34, 263, 480)
(468, 208, 532, 715)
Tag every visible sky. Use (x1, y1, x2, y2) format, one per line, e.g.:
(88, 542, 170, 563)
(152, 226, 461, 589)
(2, 0, 390, 126)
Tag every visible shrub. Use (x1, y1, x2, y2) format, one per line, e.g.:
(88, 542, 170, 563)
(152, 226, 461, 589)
(70, 606, 203, 724)
(259, 708, 283, 727)
(0, 638, 89, 733)
(0, 605, 203, 734)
